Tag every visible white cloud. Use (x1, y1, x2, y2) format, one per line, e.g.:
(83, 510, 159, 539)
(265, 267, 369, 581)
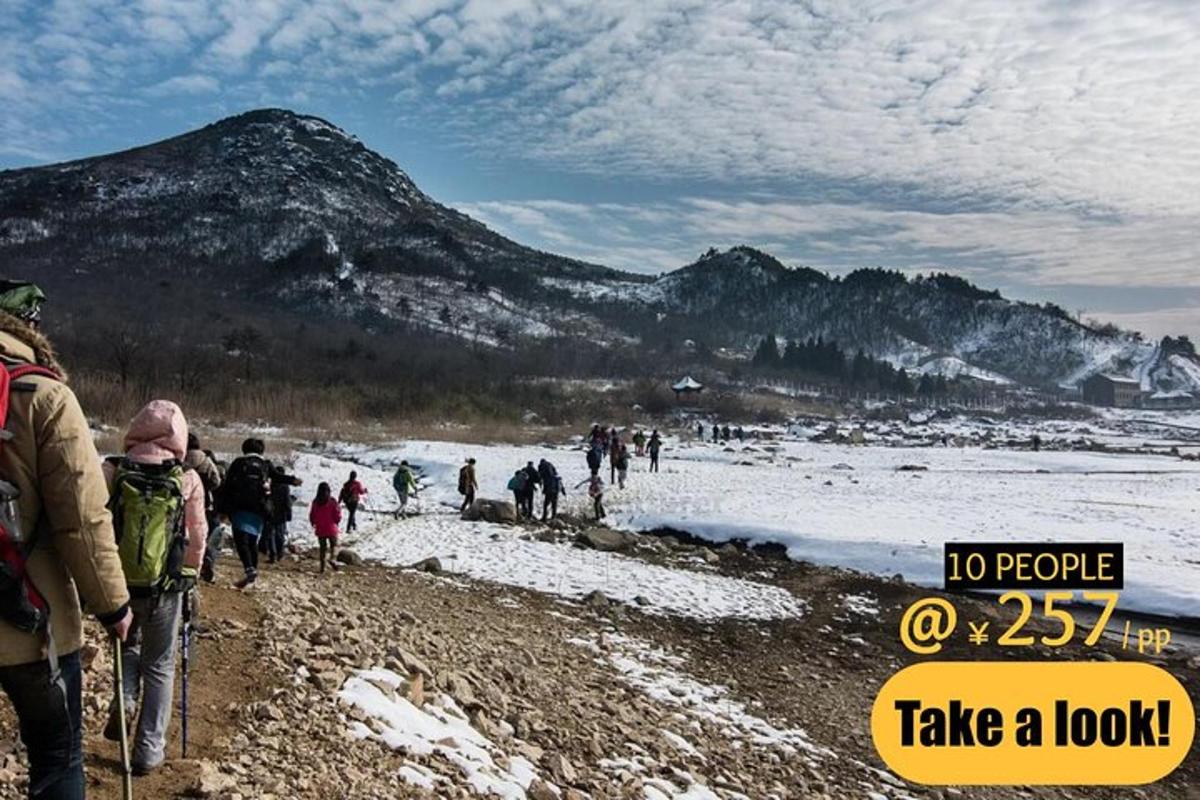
(3, 0, 1198, 330)
(456, 196, 1199, 289)
(1095, 307, 1200, 343)
(147, 73, 219, 95)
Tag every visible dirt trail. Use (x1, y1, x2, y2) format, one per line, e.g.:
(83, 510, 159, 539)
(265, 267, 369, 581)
(0, 583, 269, 800)
(1, 543, 1197, 799)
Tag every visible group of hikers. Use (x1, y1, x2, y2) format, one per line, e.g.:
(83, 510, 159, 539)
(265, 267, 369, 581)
(530, 424, 662, 525)
(0, 280, 690, 799)
(698, 422, 747, 443)
(0, 281, 448, 799)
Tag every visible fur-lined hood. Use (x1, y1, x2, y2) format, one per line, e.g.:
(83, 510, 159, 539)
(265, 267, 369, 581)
(0, 310, 67, 379)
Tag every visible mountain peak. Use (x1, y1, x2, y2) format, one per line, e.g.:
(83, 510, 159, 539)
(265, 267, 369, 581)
(204, 108, 355, 141)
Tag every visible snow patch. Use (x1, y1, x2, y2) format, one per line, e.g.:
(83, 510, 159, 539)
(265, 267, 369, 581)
(339, 668, 543, 798)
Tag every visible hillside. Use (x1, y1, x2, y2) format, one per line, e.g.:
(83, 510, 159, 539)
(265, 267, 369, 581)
(0, 108, 1194, 394)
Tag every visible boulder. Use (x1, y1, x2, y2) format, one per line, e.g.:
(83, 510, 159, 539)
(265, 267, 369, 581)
(582, 590, 610, 610)
(463, 498, 519, 524)
(335, 549, 363, 566)
(527, 779, 560, 800)
(576, 529, 629, 552)
(189, 760, 237, 797)
(410, 557, 442, 574)
(699, 548, 720, 564)
(541, 752, 578, 785)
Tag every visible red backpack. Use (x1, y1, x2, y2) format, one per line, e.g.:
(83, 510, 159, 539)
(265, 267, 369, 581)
(0, 363, 60, 634)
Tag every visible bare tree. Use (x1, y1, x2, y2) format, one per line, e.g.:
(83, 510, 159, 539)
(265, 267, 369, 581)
(106, 324, 144, 389)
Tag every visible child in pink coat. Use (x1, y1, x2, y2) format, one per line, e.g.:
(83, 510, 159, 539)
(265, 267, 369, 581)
(309, 482, 342, 573)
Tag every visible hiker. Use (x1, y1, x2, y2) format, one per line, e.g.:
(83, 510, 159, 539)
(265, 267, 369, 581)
(0, 282, 132, 799)
(576, 474, 606, 520)
(588, 424, 605, 452)
(585, 445, 602, 478)
(521, 461, 541, 518)
(393, 461, 418, 519)
(104, 400, 208, 776)
(309, 482, 342, 573)
(735, 426, 744, 442)
(616, 444, 631, 489)
(609, 435, 622, 483)
(218, 438, 271, 589)
(696, 422, 704, 439)
(185, 434, 223, 583)
(457, 458, 478, 513)
(632, 430, 646, 456)
(267, 465, 303, 563)
(722, 425, 731, 441)
(1032, 434, 1042, 452)
(711, 424, 719, 443)
(648, 430, 662, 472)
(537, 459, 563, 520)
(507, 469, 528, 514)
(339, 471, 367, 532)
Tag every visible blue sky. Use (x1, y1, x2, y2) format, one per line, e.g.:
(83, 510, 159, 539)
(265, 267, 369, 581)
(3, 0, 1199, 340)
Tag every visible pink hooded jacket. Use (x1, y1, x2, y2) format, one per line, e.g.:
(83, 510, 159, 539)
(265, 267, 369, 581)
(309, 498, 342, 539)
(102, 400, 208, 571)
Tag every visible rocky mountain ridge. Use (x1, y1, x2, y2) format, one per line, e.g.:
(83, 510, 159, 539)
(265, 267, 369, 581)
(1, 108, 1194, 394)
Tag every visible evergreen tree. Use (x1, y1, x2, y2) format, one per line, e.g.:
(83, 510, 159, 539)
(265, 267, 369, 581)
(752, 333, 781, 367)
(851, 349, 870, 385)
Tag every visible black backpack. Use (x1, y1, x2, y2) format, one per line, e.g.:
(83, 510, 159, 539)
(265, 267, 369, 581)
(219, 455, 269, 515)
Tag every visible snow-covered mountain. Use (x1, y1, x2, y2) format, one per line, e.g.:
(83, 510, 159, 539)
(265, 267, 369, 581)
(1, 108, 1194, 393)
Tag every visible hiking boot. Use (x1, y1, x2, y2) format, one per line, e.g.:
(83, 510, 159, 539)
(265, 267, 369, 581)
(103, 702, 135, 742)
(234, 572, 257, 590)
(132, 759, 163, 777)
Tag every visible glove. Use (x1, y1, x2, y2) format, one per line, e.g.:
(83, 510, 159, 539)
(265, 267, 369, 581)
(100, 606, 132, 642)
(167, 567, 198, 594)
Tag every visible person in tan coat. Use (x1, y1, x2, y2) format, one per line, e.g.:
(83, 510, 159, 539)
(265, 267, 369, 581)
(0, 286, 131, 800)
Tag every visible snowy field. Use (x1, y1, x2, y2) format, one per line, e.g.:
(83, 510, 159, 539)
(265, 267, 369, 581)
(284, 422, 1199, 620)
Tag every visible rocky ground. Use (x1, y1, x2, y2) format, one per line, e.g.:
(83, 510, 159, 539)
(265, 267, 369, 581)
(1, 525, 1197, 799)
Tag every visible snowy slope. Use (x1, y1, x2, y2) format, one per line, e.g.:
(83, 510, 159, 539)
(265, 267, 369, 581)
(280, 428, 1199, 619)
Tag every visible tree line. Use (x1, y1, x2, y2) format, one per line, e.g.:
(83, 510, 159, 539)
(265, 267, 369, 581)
(751, 334, 951, 396)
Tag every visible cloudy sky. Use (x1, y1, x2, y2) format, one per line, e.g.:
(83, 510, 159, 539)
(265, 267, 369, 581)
(3, 0, 1198, 339)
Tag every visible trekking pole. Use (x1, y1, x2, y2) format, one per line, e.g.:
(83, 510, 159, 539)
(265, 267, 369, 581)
(112, 636, 133, 800)
(181, 589, 192, 758)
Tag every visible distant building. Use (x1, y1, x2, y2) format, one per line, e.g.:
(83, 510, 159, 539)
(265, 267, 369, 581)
(672, 375, 704, 400)
(1080, 373, 1143, 408)
(1144, 390, 1196, 410)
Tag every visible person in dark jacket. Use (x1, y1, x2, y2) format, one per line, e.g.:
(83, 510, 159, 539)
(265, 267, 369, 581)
(520, 461, 541, 518)
(537, 459, 562, 520)
(267, 465, 303, 563)
(221, 438, 271, 589)
(586, 445, 602, 478)
(339, 471, 367, 532)
(648, 430, 662, 473)
(457, 458, 478, 513)
(615, 444, 631, 489)
(588, 424, 605, 452)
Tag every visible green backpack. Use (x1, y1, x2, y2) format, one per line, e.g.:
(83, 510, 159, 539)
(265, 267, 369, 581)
(110, 460, 187, 596)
